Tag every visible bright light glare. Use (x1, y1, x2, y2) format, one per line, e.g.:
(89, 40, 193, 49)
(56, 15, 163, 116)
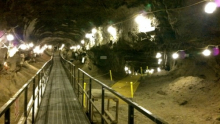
(43, 44, 48, 49)
(85, 33, 92, 38)
(29, 43, 34, 47)
(48, 45, 52, 49)
(7, 34, 14, 41)
(149, 69, 154, 74)
(70, 46, 77, 50)
(156, 53, 162, 58)
(202, 49, 211, 56)
(85, 33, 95, 47)
(33, 46, 46, 54)
(157, 67, 161, 72)
(82, 57, 85, 63)
(146, 69, 149, 73)
(204, 2, 217, 14)
(150, 35, 155, 41)
(158, 59, 162, 64)
(33, 46, 40, 54)
(124, 66, 128, 71)
(59, 44, 65, 50)
(172, 53, 179, 59)
(8, 47, 18, 57)
(107, 26, 117, 40)
(81, 40, 85, 44)
(77, 45, 81, 49)
(19, 44, 28, 50)
(135, 15, 155, 32)
(40, 46, 46, 53)
(85, 44, 90, 50)
(4, 62, 8, 68)
(92, 28, 97, 34)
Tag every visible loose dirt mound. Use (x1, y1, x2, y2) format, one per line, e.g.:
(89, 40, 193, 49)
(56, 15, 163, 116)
(133, 57, 220, 124)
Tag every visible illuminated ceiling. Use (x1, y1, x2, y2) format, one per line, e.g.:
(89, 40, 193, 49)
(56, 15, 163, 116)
(0, 0, 219, 46)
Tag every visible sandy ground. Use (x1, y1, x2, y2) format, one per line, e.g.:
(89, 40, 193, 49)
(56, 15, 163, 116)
(133, 73, 220, 124)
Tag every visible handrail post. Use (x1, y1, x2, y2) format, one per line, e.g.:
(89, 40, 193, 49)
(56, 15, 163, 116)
(77, 69, 80, 97)
(32, 77, 36, 124)
(40, 72, 43, 98)
(71, 65, 73, 87)
(24, 87, 28, 124)
(128, 105, 134, 124)
(82, 73, 84, 107)
(74, 66, 76, 91)
(37, 73, 40, 108)
(88, 78, 92, 122)
(101, 87, 105, 124)
(5, 108, 10, 124)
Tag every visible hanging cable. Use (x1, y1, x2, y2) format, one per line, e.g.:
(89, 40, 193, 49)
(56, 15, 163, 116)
(112, 0, 208, 26)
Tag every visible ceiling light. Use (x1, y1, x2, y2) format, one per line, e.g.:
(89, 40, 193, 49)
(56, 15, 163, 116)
(135, 15, 155, 32)
(124, 66, 128, 71)
(19, 44, 28, 50)
(156, 53, 162, 58)
(202, 49, 211, 56)
(204, 2, 217, 14)
(157, 67, 161, 72)
(77, 45, 81, 49)
(92, 28, 97, 34)
(6, 34, 14, 41)
(158, 59, 162, 64)
(29, 43, 34, 47)
(172, 53, 179, 59)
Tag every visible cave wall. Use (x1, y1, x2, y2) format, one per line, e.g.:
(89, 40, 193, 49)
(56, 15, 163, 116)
(86, 0, 220, 77)
(0, 0, 219, 77)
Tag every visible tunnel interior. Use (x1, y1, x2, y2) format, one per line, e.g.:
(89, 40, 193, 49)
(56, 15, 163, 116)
(0, 0, 220, 123)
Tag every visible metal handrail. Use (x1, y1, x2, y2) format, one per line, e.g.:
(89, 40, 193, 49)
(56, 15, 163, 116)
(60, 55, 168, 124)
(0, 56, 53, 124)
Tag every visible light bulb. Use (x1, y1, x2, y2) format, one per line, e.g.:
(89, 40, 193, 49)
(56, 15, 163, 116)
(204, 2, 217, 14)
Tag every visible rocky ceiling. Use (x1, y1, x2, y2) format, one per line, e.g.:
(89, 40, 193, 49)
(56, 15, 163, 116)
(0, 0, 144, 44)
(0, 0, 219, 47)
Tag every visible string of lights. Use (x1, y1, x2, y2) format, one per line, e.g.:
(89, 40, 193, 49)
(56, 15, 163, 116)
(111, 0, 213, 26)
(72, 0, 219, 76)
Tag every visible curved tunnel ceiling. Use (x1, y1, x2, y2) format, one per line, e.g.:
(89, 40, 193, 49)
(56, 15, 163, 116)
(0, 0, 141, 45)
(0, 0, 219, 47)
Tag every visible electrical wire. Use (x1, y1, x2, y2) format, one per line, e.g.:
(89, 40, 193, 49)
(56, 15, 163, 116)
(112, 0, 208, 26)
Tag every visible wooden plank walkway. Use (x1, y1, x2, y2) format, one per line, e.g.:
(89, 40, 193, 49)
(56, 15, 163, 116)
(35, 53, 90, 124)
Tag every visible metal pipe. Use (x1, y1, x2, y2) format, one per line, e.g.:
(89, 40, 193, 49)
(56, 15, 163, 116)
(88, 78, 92, 122)
(32, 78, 36, 123)
(101, 87, 105, 124)
(24, 87, 28, 124)
(5, 108, 10, 124)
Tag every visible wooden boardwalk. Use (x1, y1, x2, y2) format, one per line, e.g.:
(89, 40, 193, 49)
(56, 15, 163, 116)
(35, 54, 90, 124)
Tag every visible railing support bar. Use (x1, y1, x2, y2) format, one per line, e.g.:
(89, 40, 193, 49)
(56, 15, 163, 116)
(88, 78, 92, 121)
(77, 69, 80, 97)
(82, 73, 84, 107)
(5, 108, 10, 124)
(24, 87, 28, 124)
(128, 105, 134, 124)
(37, 73, 40, 108)
(74, 66, 76, 92)
(32, 78, 35, 124)
(101, 87, 105, 124)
